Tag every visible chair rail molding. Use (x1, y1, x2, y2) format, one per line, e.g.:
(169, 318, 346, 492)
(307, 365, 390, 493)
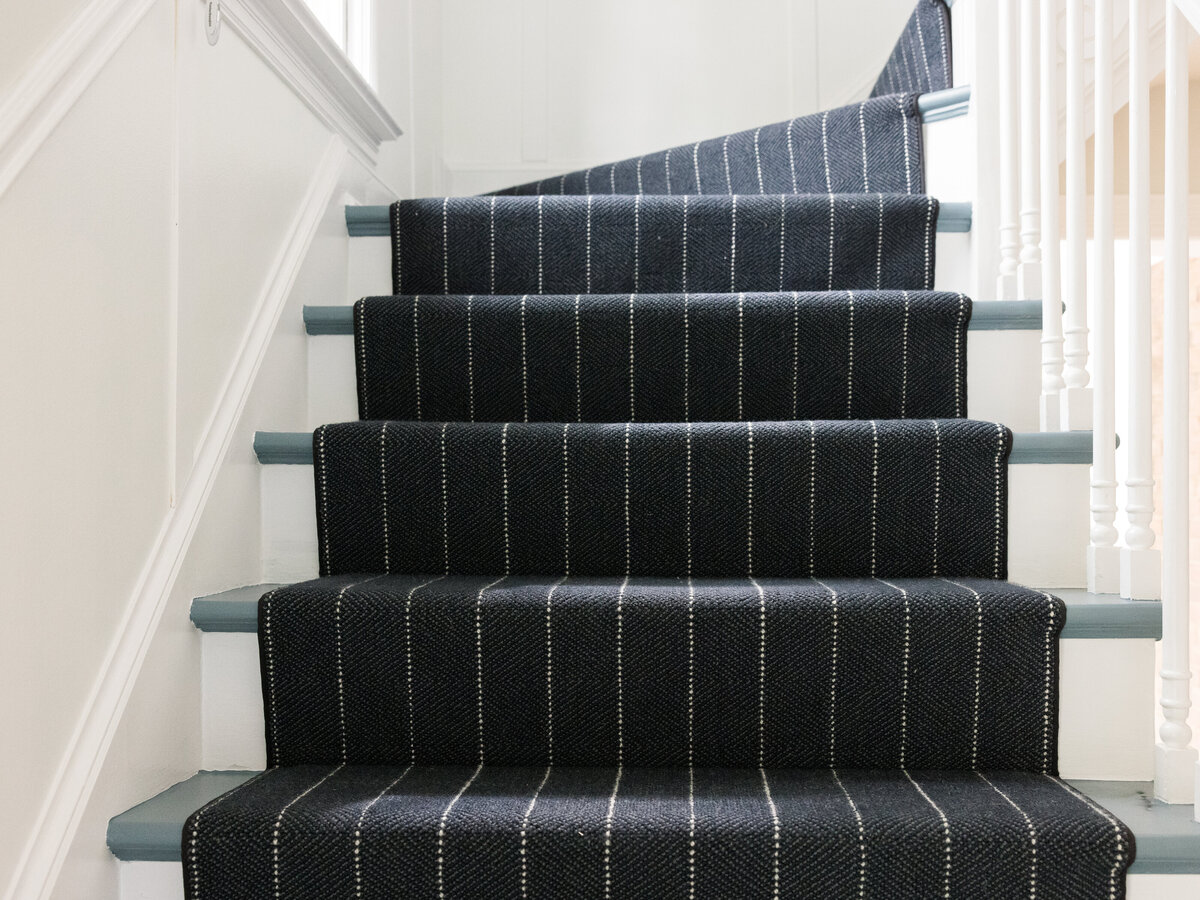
(2, 137, 349, 900)
(219, 0, 402, 168)
(0, 0, 158, 201)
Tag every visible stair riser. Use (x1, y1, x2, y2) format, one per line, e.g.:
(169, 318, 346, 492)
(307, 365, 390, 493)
(115, 864, 1200, 900)
(334, 232, 971, 304)
(197, 631, 1152, 782)
(260, 456, 1089, 587)
(308, 328, 1044, 434)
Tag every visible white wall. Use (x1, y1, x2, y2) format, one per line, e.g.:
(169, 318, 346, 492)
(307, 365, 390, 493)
(439, 0, 916, 195)
(0, 2, 424, 897)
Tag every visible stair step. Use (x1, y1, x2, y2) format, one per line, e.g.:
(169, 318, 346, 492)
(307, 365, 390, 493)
(107, 770, 1199, 874)
(303, 297, 1039, 336)
(253, 429, 1095, 466)
(189, 583, 1161, 640)
(345, 199, 973, 238)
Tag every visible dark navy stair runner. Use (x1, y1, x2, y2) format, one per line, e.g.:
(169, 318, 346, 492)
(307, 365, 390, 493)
(494, 93, 926, 198)
(391, 194, 939, 296)
(313, 420, 1008, 580)
(183, 1, 1134, 895)
(354, 291, 969, 422)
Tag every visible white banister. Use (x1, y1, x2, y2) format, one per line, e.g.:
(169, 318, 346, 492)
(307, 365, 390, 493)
(1060, 0, 1092, 430)
(1017, 0, 1042, 300)
(1088, 0, 1119, 593)
(1121, 0, 1161, 601)
(995, 0, 1020, 300)
(1038, 0, 1065, 431)
(1156, 0, 1199, 809)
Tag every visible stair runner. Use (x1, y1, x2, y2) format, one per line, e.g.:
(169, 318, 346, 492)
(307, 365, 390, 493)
(183, 2, 1135, 896)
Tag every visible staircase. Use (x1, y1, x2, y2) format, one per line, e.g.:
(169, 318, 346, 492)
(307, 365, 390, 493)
(106, 1, 1200, 897)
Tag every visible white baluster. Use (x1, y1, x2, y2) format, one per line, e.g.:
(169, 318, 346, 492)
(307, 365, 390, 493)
(995, 0, 1021, 300)
(1018, 0, 1042, 300)
(1156, 0, 1198, 809)
(1088, 0, 1119, 593)
(1060, 0, 1093, 430)
(1120, 0, 1160, 600)
(1038, 0, 1065, 431)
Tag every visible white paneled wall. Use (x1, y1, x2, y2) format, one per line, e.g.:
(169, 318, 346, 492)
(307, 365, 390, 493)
(440, 0, 916, 195)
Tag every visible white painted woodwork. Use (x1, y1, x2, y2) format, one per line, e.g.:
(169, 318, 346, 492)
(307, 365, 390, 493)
(1017, 0, 1043, 300)
(202, 635, 267, 771)
(1060, 0, 1094, 431)
(1156, 0, 1199, 809)
(1038, 0, 1065, 431)
(995, 0, 1020, 300)
(1121, 0, 1161, 601)
(118, 862, 185, 900)
(1088, 0, 1120, 594)
(1127, 876, 1200, 900)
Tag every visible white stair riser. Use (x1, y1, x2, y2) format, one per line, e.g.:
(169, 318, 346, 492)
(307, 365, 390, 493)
(261, 459, 1090, 589)
(199, 633, 1153, 782)
(309, 329, 1044, 437)
(346, 235, 391, 301)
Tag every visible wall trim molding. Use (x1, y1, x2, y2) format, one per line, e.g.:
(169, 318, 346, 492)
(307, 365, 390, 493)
(221, 0, 402, 168)
(0, 0, 158, 201)
(3, 137, 350, 900)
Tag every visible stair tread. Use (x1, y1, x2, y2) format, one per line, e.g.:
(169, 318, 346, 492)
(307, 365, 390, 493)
(191, 583, 1161, 639)
(253, 429, 1099, 466)
(108, 769, 1197, 874)
(345, 200, 972, 237)
(304, 297, 1041, 336)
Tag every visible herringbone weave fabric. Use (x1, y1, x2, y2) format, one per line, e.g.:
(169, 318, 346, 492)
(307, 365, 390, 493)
(259, 576, 1060, 771)
(354, 291, 969, 423)
(871, 0, 953, 98)
(314, 419, 1010, 580)
(493, 93, 926, 198)
(390, 194, 938, 296)
(184, 765, 1132, 900)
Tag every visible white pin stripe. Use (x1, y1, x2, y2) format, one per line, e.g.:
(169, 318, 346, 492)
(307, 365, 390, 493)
(563, 423, 572, 572)
(899, 96, 913, 194)
(730, 195, 738, 292)
(831, 769, 867, 897)
(814, 578, 840, 764)
(846, 291, 855, 417)
(931, 420, 941, 575)
(466, 296, 476, 421)
(262, 590, 283, 764)
(877, 579, 911, 765)
(521, 296, 530, 422)
(354, 767, 414, 899)
(520, 765, 553, 899)
(738, 294, 746, 420)
(501, 425, 511, 574)
(753, 127, 765, 193)
(586, 196, 593, 293)
(760, 767, 781, 899)
(693, 141, 703, 194)
(1040, 591, 1056, 772)
(900, 291, 910, 416)
(977, 773, 1038, 900)
(274, 766, 343, 899)
(943, 578, 984, 768)
(475, 576, 507, 764)
(875, 194, 885, 288)
(778, 194, 788, 291)
(406, 575, 447, 763)
(903, 770, 951, 899)
(412, 295, 422, 421)
(723, 134, 733, 194)
(628, 294, 636, 421)
(786, 119, 798, 192)
(869, 420, 879, 576)
(858, 103, 870, 191)
(335, 575, 387, 763)
(489, 198, 497, 293)
(437, 764, 484, 900)
(536, 197, 544, 293)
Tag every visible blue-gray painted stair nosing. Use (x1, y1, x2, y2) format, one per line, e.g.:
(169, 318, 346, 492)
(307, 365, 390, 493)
(917, 86, 971, 123)
(191, 584, 1160, 639)
(107, 771, 259, 862)
(254, 430, 1095, 466)
(304, 299, 1041, 335)
(347, 200, 975, 237)
(108, 771, 1199, 870)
